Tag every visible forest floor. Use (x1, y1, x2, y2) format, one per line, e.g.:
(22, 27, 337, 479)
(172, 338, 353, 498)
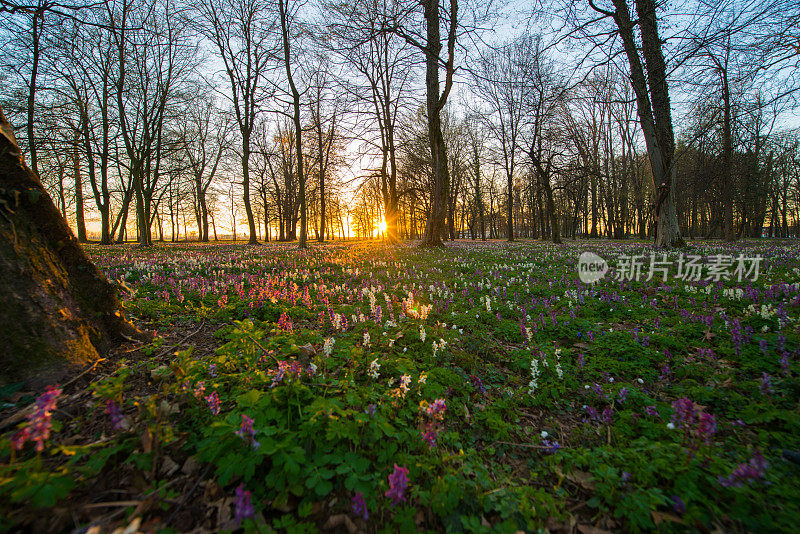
(2, 239, 800, 533)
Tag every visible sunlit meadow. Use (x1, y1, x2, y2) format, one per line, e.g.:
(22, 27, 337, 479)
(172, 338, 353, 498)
(2, 239, 799, 532)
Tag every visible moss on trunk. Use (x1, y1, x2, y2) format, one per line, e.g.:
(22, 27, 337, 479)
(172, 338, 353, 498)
(0, 106, 143, 386)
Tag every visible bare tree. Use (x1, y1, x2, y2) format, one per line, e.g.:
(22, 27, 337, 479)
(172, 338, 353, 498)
(198, 0, 276, 244)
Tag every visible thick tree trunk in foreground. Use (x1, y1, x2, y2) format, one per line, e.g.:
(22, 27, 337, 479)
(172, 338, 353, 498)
(0, 107, 142, 385)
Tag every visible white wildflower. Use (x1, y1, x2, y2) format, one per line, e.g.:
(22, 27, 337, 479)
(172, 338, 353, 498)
(368, 358, 380, 379)
(323, 337, 335, 357)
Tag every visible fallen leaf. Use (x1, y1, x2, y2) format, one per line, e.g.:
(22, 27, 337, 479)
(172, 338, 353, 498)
(323, 514, 356, 533)
(651, 511, 685, 525)
(578, 524, 612, 534)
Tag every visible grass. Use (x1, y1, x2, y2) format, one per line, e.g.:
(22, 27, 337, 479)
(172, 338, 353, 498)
(1, 238, 799, 532)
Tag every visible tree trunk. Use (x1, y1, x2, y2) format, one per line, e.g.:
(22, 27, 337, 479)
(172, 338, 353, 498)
(419, 0, 456, 247)
(0, 107, 144, 384)
(607, 0, 683, 247)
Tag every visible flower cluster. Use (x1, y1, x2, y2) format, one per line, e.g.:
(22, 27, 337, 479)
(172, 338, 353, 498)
(234, 484, 254, 523)
(385, 464, 410, 506)
(268, 360, 311, 388)
(277, 312, 294, 333)
(528, 358, 540, 395)
(323, 337, 335, 357)
(419, 398, 447, 449)
(193, 381, 206, 400)
(719, 451, 768, 487)
(235, 414, 260, 449)
(390, 374, 412, 402)
(368, 358, 380, 379)
(105, 400, 124, 430)
(669, 397, 716, 449)
(11, 385, 62, 452)
(351, 491, 368, 520)
(205, 391, 221, 415)
(432, 338, 447, 358)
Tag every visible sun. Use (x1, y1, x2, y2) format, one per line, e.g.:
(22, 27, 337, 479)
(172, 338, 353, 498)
(378, 221, 387, 233)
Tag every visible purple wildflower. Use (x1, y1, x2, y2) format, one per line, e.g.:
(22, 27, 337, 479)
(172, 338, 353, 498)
(697, 412, 717, 444)
(351, 491, 368, 520)
(235, 414, 260, 449)
(618, 387, 629, 403)
(277, 312, 293, 333)
(470, 375, 486, 394)
(105, 400, 124, 430)
(671, 495, 686, 515)
(11, 385, 62, 452)
(234, 484, 254, 523)
(385, 464, 410, 506)
(719, 452, 768, 487)
(425, 398, 447, 420)
(780, 352, 790, 376)
(645, 405, 658, 417)
(759, 373, 774, 396)
(205, 391, 221, 415)
(671, 397, 697, 429)
(601, 406, 614, 424)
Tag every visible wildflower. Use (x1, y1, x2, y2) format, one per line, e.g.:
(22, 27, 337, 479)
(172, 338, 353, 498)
(385, 464, 410, 506)
(418, 372, 427, 385)
(719, 452, 768, 487)
(351, 491, 368, 520)
(399, 374, 412, 393)
(205, 391, 221, 415)
(618, 387, 629, 403)
(365, 404, 377, 416)
(277, 312, 293, 333)
(235, 414, 260, 450)
(363, 332, 371, 348)
(209, 364, 217, 378)
(234, 484, 254, 523)
(425, 398, 447, 420)
(105, 400, 124, 430)
(529, 358, 541, 395)
(645, 405, 658, 417)
(667, 422, 676, 430)
(697, 412, 717, 444)
(759, 373, 774, 396)
(12, 385, 62, 452)
(671, 397, 697, 429)
(470, 374, 486, 393)
(421, 423, 438, 449)
(540, 430, 549, 438)
(671, 496, 686, 515)
(541, 439, 560, 453)
(601, 406, 614, 424)
(323, 337, 335, 357)
(780, 352, 790, 376)
(368, 359, 380, 379)
(419, 326, 426, 343)
(194, 381, 206, 400)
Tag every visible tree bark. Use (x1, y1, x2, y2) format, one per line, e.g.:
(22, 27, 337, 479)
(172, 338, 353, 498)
(605, 0, 684, 247)
(0, 106, 145, 385)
